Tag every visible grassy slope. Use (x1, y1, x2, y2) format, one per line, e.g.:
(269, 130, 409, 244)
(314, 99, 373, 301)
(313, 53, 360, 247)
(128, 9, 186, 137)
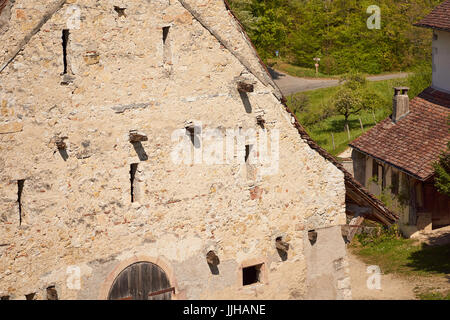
(288, 79, 401, 156)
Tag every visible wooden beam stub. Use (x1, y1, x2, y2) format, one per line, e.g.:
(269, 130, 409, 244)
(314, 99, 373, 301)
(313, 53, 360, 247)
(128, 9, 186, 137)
(237, 81, 254, 93)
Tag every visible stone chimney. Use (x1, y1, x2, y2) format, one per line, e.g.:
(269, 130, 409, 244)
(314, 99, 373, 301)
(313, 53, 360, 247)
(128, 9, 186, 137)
(392, 87, 409, 123)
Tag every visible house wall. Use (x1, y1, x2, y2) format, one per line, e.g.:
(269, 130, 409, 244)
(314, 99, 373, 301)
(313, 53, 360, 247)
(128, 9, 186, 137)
(432, 30, 450, 94)
(0, 0, 347, 300)
(352, 149, 450, 237)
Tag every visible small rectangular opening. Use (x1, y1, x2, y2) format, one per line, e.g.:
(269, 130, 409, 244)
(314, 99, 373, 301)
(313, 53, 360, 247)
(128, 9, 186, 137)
(163, 26, 170, 44)
(17, 179, 24, 225)
(25, 293, 35, 300)
(242, 264, 263, 286)
(130, 163, 138, 203)
(62, 29, 70, 75)
(1, 296, 10, 300)
(46, 286, 58, 300)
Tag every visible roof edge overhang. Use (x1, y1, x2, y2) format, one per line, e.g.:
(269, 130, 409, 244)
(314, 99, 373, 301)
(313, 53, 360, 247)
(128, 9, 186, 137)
(349, 144, 432, 182)
(413, 23, 450, 32)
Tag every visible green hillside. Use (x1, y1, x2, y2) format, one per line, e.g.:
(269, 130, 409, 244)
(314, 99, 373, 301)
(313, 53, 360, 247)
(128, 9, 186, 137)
(228, 0, 444, 75)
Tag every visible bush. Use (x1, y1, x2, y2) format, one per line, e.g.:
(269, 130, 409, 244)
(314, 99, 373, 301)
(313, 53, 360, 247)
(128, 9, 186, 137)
(355, 224, 401, 247)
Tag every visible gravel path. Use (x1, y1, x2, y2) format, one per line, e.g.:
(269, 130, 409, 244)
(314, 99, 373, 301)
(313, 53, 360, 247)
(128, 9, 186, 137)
(348, 252, 417, 300)
(269, 68, 410, 96)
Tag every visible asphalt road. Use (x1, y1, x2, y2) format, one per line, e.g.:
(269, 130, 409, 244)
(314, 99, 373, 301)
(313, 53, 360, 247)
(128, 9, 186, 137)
(268, 68, 410, 96)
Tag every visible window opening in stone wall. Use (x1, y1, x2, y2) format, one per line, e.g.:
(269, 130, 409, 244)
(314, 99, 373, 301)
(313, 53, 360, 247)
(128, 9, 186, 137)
(46, 286, 58, 300)
(62, 29, 70, 75)
(17, 179, 24, 226)
(162, 26, 171, 64)
(245, 144, 252, 163)
(114, 6, 126, 17)
(242, 264, 263, 286)
(130, 163, 138, 203)
(308, 230, 318, 245)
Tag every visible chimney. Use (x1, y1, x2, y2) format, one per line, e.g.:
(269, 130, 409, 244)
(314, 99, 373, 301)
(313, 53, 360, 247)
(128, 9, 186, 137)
(392, 87, 409, 123)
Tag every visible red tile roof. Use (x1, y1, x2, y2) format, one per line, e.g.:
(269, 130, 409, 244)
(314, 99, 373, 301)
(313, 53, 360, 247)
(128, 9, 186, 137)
(414, 0, 450, 31)
(350, 87, 450, 181)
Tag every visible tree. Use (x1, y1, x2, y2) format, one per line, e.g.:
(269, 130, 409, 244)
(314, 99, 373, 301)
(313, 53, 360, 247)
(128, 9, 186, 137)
(333, 87, 363, 124)
(433, 123, 450, 196)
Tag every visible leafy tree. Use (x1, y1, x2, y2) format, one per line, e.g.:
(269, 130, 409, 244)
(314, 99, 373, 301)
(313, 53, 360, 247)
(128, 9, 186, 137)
(433, 118, 450, 197)
(333, 87, 363, 124)
(228, 0, 445, 74)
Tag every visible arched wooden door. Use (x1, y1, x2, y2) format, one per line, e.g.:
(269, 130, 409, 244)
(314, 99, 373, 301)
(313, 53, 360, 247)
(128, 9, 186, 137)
(107, 262, 174, 300)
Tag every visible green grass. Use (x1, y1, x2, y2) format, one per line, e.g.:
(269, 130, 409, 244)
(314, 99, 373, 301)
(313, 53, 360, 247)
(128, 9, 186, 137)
(417, 291, 450, 300)
(352, 238, 450, 277)
(287, 79, 404, 156)
(351, 232, 450, 300)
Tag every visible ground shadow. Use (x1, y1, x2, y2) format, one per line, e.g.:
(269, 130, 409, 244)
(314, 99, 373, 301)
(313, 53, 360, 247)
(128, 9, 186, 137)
(406, 243, 450, 278)
(239, 91, 252, 113)
(207, 263, 220, 275)
(186, 127, 202, 149)
(267, 67, 286, 80)
(277, 248, 288, 261)
(58, 149, 69, 161)
(132, 142, 148, 161)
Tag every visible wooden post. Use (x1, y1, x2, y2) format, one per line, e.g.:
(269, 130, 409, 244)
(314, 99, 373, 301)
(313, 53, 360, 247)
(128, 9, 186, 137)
(359, 117, 364, 132)
(346, 124, 351, 141)
(372, 110, 377, 124)
(347, 216, 365, 242)
(331, 132, 335, 150)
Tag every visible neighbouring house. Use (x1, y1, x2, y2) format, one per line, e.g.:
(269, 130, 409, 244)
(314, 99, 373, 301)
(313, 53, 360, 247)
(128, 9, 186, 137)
(0, 0, 393, 300)
(350, 1, 450, 238)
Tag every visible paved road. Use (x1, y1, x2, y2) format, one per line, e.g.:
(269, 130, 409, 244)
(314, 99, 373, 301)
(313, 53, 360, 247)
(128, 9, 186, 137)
(269, 68, 410, 96)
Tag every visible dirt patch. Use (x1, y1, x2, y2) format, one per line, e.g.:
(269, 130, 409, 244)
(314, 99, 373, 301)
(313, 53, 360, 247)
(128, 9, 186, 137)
(348, 252, 416, 300)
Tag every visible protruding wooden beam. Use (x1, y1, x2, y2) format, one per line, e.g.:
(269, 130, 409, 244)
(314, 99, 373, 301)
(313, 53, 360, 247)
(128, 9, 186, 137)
(275, 238, 289, 252)
(206, 250, 220, 265)
(256, 115, 265, 127)
(129, 130, 148, 143)
(51, 135, 68, 149)
(237, 81, 254, 93)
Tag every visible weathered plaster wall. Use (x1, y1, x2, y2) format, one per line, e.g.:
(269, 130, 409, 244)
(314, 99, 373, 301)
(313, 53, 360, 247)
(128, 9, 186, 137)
(304, 226, 351, 300)
(432, 30, 450, 94)
(0, 0, 347, 299)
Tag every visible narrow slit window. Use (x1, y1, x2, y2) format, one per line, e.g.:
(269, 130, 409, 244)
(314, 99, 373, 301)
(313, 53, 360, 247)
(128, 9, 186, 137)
(62, 29, 70, 75)
(163, 26, 170, 45)
(242, 264, 263, 286)
(130, 163, 138, 203)
(245, 144, 252, 163)
(162, 26, 171, 64)
(17, 179, 24, 225)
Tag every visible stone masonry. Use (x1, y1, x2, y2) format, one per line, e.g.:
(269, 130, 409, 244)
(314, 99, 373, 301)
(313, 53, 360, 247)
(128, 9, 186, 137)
(0, 0, 349, 299)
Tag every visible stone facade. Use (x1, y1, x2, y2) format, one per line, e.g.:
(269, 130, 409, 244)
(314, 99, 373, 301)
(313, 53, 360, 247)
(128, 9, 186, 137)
(0, 0, 348, 299)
